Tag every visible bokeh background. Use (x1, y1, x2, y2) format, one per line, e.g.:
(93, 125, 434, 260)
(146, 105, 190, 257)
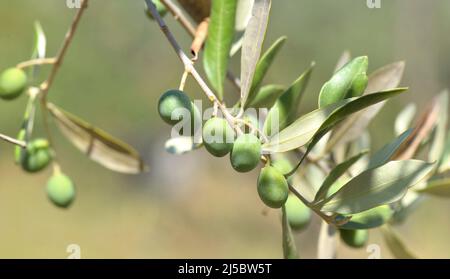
(0, 0, 449, 258)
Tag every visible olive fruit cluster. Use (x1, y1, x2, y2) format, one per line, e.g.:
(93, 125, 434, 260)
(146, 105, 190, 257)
(17, 138, 53, 173)
(0, 67, 28, 100)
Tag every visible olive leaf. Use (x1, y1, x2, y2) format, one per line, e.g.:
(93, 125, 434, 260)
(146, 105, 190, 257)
(438, 131, 450, 173)
(246, 36, 287, 105)
(262, 63, 314, 136)
(319, 160, 434, 215)
(15, 94, 38, 163)
(325, 62, 406, 152)
(240, 0, 271, 107)
(263, 88, 407, 153)
(416, 178, 450, 197)
(367, 129, 413, 169)
(281, 206, 298, 259)
(30, 21, 46, 78)
(390, 190, 424, 225)
(247, 84, 285, 109)
(381, 225, 417, 259)
(394, 103, 417, 136)
(313, 150, 369, 204)
(317, 221, 337, 259)
(47, 103, 146, 174)
(393, 96, 441, 160)
(203, 0, 238, 100)
(165, 136, 202, 155)
(338, 205, 394, 230)
(230, 0, 254, 56)
(429, 91, 448, 164)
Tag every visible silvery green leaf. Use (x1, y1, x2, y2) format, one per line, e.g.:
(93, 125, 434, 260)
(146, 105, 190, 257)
(29, 21, 46, 78)
(230, 0, 254, 56)
(367, 129, 413, 169)
(240, 0, 271, 107)
(381, 225, 417, 259)
(320, 160, 434, 214)
(48, 103, 147, 174)
(438, 131, 450, 173)
(394, 103, 417, 136)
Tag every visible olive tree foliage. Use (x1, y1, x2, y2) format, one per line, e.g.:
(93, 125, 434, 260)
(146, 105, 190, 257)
(0, 0, 449, 259)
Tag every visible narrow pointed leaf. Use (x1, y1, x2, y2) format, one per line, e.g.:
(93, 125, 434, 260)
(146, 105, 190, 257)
(429, 91, 448, 163)
(263, 88, 407, 153)
(320, 160, 434, 214)
(48, 103, 146, 174)
(230, 0, 254, 56)
(240, 0, 271, 107)
(314, 150, 369, 203)
(438, 131, 450, 173)
(247, 84, 285, 109)
(246, 36, 287, 104)
(416, 178, 450, 197)
(29, 21, 46, 78)
(262, 63, 314, 136)
(204, 0, 238, 100)
(381, 225, 417, 259)
(282, 206, 298, 259)
(367, 129, 413, 169)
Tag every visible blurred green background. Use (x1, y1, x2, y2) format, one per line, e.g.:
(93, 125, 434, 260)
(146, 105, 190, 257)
(0, 0, 449, 258)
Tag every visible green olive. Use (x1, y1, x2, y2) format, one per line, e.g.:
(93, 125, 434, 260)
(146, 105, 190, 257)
(339, 205, 394, 230)
(21, 138, 52, 173)
(46, 173, 75, 208)
(257, 166, 289, 208)
(340, 229, 369, 248)
(318, 56, 368, 108)
(202, 117, 235, 157)
(284, 193, 311, 231)
(230, 134, 261, 172)
(0, 68, 28, 100)
(158, 89, 193, 126)
(146, 0, 168, 19)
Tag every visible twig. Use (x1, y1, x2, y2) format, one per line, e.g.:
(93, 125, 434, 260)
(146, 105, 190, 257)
(16, 58, 56, 70)
(0, 133, 26, 148)
(159, 0, 241, 91)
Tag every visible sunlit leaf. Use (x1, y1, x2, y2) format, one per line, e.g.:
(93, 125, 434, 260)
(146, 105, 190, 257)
(47, 103, 146, 174)
(320, 160, 434, 214)
(29, 21, 46, 78)
(263, 63, 314, 136)
(263, 88, 407, 153)
(394, 103, 417, 136)
(314, 150, 369, 203)
(381, 225, 418, 259)
(246, 36, 287, 104)
(416, 178, 450, 197)
(281, 206, 298, 259)
(204, 0, 238, 100)
(240, 0, 271, 107)
(230, 0, 254, 56)
(247, 84, 285, 109)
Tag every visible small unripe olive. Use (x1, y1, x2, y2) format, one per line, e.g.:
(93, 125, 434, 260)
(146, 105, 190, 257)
(202, 117, 235, 157)
(340, 229, 369, 248)
(257, 166, 289, 208)
(0, 68, 27, 100)
(318, 56, 368, 108)
(230, 134, 261, 172)
(158, 89, 193, 126)
(284, 194, 311, 231)
(146, 0, 168, 19)
(21, 138, 52, 173)
(46, 173, 75, 208)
